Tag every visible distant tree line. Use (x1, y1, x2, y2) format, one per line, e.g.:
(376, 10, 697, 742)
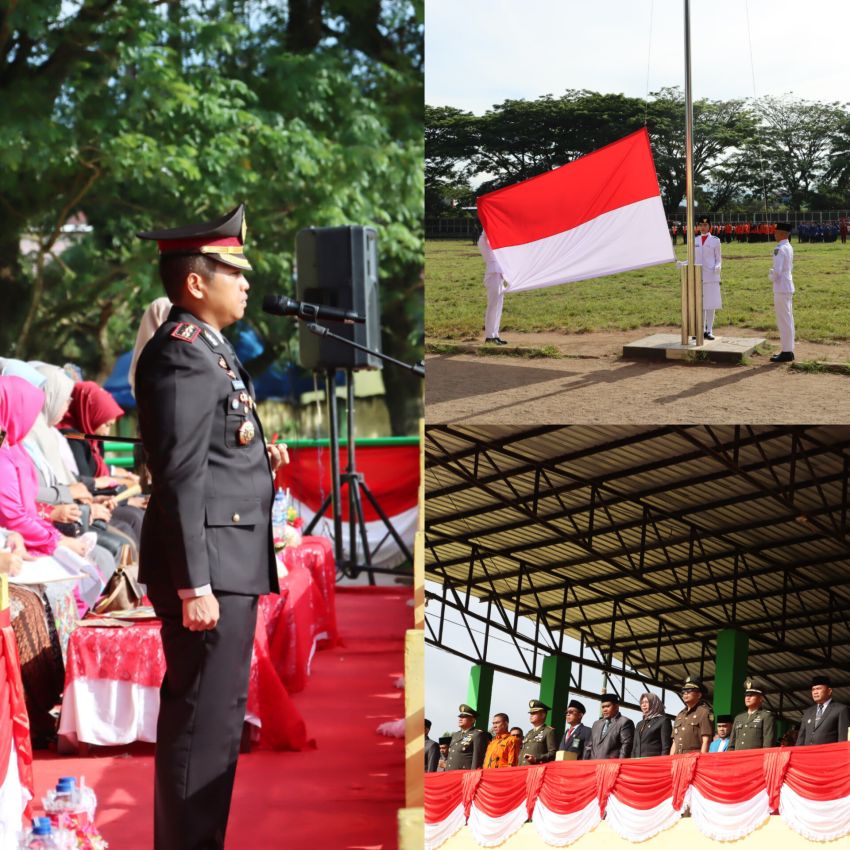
(426, 88, 850, 217)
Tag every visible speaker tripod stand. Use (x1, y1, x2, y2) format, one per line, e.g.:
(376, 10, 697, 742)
(302, 324, 424, 584)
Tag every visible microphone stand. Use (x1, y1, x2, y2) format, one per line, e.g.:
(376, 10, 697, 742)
(301, 322, 421, 583)
(306, 323, 425, 378)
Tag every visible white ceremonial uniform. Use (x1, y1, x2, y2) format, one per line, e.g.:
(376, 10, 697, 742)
(478, 231, 506, 339)
(770, 239, 795, 352)
(695, 233, 722, 309)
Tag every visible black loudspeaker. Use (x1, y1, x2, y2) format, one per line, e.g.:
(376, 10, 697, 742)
(295, 226, 381, 371)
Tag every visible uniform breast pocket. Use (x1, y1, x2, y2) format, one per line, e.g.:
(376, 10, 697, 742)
(225, 413, 245, 449)
(205, 497, 264, 528)
(224, 393, 252, 448)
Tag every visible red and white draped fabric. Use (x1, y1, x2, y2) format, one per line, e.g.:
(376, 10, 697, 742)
(59, 546, 335, 751)
(424, 744, 850, 849)
(276, 443, 419, 569)
(0, 606, 32, 847)
(476, 129, 674, 293)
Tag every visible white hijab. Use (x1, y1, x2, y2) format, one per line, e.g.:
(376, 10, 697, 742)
(30, 364, 77, 484)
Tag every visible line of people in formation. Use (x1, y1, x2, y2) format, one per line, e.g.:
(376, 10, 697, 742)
(669, 218, 848, 244)
(686, 216, 795, 363)
(424, 674, 850, 771)
(0, 357, 147, 747)
(478, 216, 797, 364)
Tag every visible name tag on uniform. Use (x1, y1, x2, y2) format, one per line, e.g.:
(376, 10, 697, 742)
(231, 379, 246, 390)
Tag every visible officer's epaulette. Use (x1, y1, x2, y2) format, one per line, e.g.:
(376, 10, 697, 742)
(170, 322, 201, 343)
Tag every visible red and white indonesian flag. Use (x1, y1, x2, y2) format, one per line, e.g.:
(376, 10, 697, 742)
(477, 128, 675, 292)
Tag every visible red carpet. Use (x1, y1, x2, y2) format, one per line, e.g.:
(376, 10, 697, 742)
(32, 586, 412, 849)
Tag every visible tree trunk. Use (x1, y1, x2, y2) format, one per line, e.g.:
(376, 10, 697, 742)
(287, 0, 324, 51)
(379, 270, 423, 436)
(95, 301, 116, 384)
(0, 226, 28, 356)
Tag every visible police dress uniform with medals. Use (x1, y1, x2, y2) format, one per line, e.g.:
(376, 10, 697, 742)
(135, 204, 278, 850)
(672, 678, 714, 755)
(519, 699, 559, 763)
(729, 679, 775, 750)
(445, 705, 489, 770)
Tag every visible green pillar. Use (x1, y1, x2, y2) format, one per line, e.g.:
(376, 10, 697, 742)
(714, 629, 749, 722)
(467, 663, 494, 732)
(540, 654, 572, 740)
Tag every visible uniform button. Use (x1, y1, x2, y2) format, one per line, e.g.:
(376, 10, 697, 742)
(232, 513, 240, 522)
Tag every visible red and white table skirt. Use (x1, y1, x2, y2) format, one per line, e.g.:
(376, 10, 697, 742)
(424, 744, 850, 848)
(0, 606, 32, 849)
(58, 540, 335, 750)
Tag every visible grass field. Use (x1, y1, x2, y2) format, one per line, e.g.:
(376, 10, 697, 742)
(426, 239, 850, 343)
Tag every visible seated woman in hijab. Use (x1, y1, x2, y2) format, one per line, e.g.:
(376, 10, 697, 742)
(0, 377, 105, 605)
(57, 381, 146, 544)
(24, 364, 137, 560)
(1, 521, 88, 748)
(0, 385, 85, 746)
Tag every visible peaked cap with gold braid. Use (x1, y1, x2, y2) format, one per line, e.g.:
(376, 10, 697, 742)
(137, 203, 251, 271)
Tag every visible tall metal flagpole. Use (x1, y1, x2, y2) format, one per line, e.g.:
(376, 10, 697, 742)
(681, 0, 703, 345)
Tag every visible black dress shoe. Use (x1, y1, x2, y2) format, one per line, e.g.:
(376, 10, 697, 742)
(770, 351, 795, 363)
(704, 331, 715, 340)
(484, 337, 508, 345)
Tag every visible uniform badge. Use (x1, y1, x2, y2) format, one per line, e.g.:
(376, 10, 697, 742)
(237, 421, 255, 445)
(171, 323, 200, 343)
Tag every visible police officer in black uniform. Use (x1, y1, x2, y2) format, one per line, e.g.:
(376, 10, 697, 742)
(135, 204, 288, 850)
(445, 704, 489, 770)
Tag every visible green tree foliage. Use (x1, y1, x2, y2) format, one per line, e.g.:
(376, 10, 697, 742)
(426, 88, 850, 217)
(0, 0, 423, 433)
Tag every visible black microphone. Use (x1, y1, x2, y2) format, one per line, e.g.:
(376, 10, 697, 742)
(262, 294, 365, 324)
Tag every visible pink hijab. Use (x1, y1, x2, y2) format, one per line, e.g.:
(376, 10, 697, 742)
(0, 376, 61, 554)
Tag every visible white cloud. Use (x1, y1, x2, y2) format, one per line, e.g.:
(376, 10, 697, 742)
(426, 0, 850, 113)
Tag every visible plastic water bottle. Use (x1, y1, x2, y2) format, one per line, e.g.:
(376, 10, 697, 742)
(52, 778, 77, 811)
(272, 487, 287, 539)
(21, 818, 59, 849)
